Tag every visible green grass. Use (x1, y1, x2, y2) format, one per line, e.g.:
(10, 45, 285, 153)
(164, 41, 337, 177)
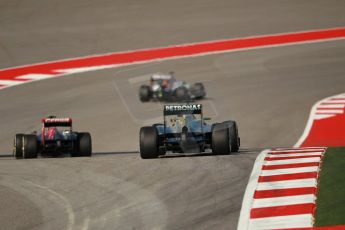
(315, 147, 345, 226)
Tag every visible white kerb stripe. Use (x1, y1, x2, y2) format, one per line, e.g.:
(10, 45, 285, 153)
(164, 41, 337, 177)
(317, 104, 345, 109)
(269, 150, 324, 154)
(269, 149, 325, 153)
(316, 110, 343, 114)
(268, 152, 322, 158)
(256, 178, 317, 190)
(330, 95, 345, 99)
(264, 157, 321, 165)
(55, 65, 118, 74)
(314, 114, 335, 120)
(16, 74, 55, 80)
(252, 194, 315, 208)
(249, 214, 313, 229)
(260, 166, 319, 176)
(320, 101, 345, 104)
(0, 80, 25, 86)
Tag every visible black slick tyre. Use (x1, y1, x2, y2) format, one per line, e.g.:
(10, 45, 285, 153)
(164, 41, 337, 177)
(76, 132, 92, 157)
(212, 123, 231, 155)
(23, 135, 38, 159)
(139, 85, 151, 102)
(139, 126, 159, 159)
(14, 134, 24, 159)
(193, 82, 206, 99)
(223, 121, 240, 152)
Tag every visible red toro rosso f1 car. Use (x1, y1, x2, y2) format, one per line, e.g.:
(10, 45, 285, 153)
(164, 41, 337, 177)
(13, 116, 92, 159)
(139, 104, 240, 159)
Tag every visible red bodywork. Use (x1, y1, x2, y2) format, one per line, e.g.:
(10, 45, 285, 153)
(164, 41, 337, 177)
(41, 118, 72, 146)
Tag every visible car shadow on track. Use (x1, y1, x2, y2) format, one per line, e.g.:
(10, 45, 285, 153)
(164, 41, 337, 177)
(1, 148, 263, 159)
(159, 148, 263, 159)
(93, 151, 139, 156)
(0, 151, 139, 159)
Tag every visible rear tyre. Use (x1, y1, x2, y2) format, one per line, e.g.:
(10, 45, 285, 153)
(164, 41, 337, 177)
(139, 85, 151, 102)
(76, 132, 92, 157)
(223, 121, 240, 152)
(23, 135, 38, 159)
(140, 126, 159, 159)
(14, 134, 24, 159)
(212, 123, 231, 155)
(193, 82, 206, 99)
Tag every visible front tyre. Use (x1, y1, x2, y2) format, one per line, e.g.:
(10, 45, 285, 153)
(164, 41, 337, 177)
(139, 126, 160, 159)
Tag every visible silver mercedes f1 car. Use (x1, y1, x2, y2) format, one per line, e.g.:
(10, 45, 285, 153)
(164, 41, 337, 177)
(139, 104, 240, 158)
(139, 72, 206, 102)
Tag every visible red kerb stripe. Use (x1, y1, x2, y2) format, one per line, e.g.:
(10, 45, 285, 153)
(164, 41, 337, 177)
(254, 187, 316, 199)
(250, 203, 314, 218)
(258, 172, 317, 182)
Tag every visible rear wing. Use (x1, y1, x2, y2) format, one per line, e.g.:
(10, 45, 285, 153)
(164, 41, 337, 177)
(42, 118, 72, 127)
(164, 104, 202, 116)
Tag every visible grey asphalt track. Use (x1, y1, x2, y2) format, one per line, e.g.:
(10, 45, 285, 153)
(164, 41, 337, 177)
(0, 1, 345, 230)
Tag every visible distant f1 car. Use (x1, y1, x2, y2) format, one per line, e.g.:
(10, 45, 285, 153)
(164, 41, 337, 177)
(139, 104, 240, 158)
(13, 116, 92, 159)
(139, 72, 206, 102)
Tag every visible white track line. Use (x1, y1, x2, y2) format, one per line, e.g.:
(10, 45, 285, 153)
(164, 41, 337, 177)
(260, 166, 319, 176)
(55, 65, 119, 74)
(16, 74, 55, 80)
(256, 178, 317, 190)
(0, 80, 26, 86)
(249, 214, 313, 229)
(252, 194, 315, 208)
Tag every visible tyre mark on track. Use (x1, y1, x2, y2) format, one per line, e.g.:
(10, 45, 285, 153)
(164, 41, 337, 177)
(25, 180, 76, 230)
